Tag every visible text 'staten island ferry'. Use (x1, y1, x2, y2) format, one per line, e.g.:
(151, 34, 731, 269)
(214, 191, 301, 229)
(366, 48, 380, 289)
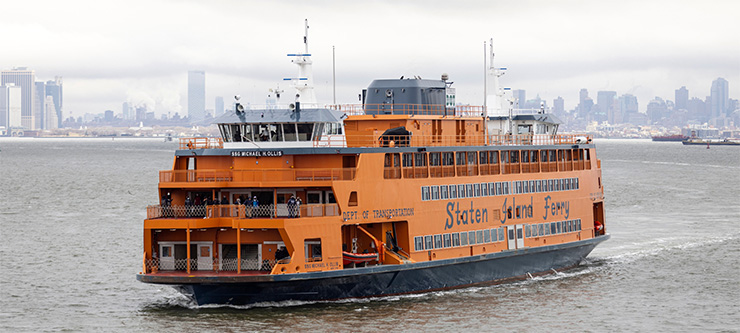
(137, 26, 609, 305)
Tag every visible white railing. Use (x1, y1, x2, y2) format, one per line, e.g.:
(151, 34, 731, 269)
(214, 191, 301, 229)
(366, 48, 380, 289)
(144, 258, 284, 273)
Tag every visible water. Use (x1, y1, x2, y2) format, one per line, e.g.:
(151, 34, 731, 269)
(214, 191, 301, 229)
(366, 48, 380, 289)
(1, 138, 738, 332)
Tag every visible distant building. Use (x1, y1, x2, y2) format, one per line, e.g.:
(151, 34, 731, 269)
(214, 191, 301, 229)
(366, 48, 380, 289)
(215, 96, 224, 117)
(675, 86, 688, 110)
(35, 81, 46, 129)
(122, 102, 130, 120)
(104, 110, 114, 122)
(618, 94, 638, 123)
(188, 70, 206, 123)
(44, 96, 58, 130)
(647, 97, 668, 124)
(553, 96, 564, 114)
(597, 91, 616, 124)
(512, 89, 526, 109)
(0, 83, 22, 129)
(45, 77, 63, 128)
(1, 68, 36, 129)
(710, 77, 729, 118)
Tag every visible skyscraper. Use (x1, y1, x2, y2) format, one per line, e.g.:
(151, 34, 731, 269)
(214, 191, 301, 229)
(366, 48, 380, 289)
(1, 68, 36, 129)
(215, 96, 224, 117)
(122, 102, 130, 120)
(35, 81, 46, 129)
(710, 77, 729, 118)
(188, 70, 206, 123)
(675, 86, 688, 110)
(597, 91, 616, 124)
(0, 84, 23, 129)
(512, 89, 526, 109)
(45, 77, 63, 128)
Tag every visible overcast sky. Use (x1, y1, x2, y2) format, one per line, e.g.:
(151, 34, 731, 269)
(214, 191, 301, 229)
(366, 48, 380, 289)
(3, 0, 739, 117)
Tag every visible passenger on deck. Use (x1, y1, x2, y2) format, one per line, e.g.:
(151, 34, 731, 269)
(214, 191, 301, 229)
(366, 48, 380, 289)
(296, 197, 302, 217)
(594, 220, 603, 236)
(287, 195, 297, 217)
(252, 196, 259, 217)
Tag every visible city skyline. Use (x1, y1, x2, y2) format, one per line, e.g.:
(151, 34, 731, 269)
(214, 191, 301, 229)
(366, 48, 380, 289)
(1, 0, 738, 118)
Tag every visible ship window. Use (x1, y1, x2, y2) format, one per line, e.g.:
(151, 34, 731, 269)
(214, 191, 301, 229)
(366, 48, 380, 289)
(434, 234, 443, 249)
(415, 152, 427, 167)
(421, 186, 430, 201)
(305, 238, 322, 262)
(479, 151, 488, 164)
(429, 152, 441, 166)
(452, 233, 460, 247)
(348, 191, 358, 206)
(431, 186, 439, 200)
(527, 224, 532, 237)
(491, 228, 498, 242)
(424, 235, 434, 250)
(473, 183, 481, 197)
(449, 185, 457, 199)
(476, 230, 484, 244)
(550, 222, 556, 234)
(297, 123, 314, 141)
(161, 245, 172, 257)
(284, 123, 298, 141)
(490, 151, 499, 164)
(532, 150, 539, 163)
(460, 232, 468, 246)
(489, 182, 496, 196)
(530, 180, 535, 192)
(498, 228, 505, 241)
(442, 152, 454, 166)
(441, 185, 449, 199)
(524, 181, 529, 193)
(483, 229, 491, 243)
(538, 223, 544, 236)
(522, 150, 530, 163)
(541, 150, 547, 163)
(458, 184, 466, 198)
(468, 231, 477, 245)
(577, 219, 582, 231)
(414, 236, 424, 252)
(481, 183, 489, 196)
(456, 152, 466, 166)
(466, 184, 473, 197)
(467, 152, 477, 166)
(510, 151, 519, 163)
(549, 150, 557, 162)
(402, 153, 413, 167)
(557, 221, 562, 234)
(495, 183, 501, 195)
(544, 223, 551, 235)
(585, 149, 590, 161)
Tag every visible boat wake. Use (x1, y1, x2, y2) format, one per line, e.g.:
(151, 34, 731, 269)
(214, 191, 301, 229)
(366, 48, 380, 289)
(605, 159, 740, 170)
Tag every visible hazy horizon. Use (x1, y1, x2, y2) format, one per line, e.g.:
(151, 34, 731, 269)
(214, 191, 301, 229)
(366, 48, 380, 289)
(3, 0, 739, 117)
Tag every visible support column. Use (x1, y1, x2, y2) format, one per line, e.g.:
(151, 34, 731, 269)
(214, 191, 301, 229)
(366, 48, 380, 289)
(186, 227, 191, 274)
(237, 227, 241, 274)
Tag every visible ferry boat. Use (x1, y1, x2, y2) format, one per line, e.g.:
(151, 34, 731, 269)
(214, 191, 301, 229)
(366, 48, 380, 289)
(137, 30, 609, 305)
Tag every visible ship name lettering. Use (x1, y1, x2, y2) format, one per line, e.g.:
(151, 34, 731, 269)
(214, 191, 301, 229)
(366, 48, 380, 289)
(445, 201, 488, 230)
(543, 195, 570, 220)
(499, 197, 534, 223)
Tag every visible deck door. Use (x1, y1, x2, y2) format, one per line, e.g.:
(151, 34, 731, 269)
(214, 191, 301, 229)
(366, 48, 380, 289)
(515, 225, 525, 248)
(197, 243, 213, 271)
(506, 226, 516, 249)
(159, 244, 174, 270)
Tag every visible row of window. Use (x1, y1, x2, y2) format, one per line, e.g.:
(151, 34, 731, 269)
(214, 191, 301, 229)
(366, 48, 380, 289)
(525, 219, 582, 238)
(413, 227, 508, 252)
(420, 177, 579, 201)
(412, 219, 584, 252)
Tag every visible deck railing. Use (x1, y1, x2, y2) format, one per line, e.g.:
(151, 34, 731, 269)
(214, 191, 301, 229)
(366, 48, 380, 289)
(144, 257, 284, 273)
(181, 133, 590, 150)
(180, 137, 223, 149)
(147, 203, 340, 219)
(159, 167, 356, 183)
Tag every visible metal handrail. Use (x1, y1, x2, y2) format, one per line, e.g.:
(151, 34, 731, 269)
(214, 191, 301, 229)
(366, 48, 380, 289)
(147, 203, 340, 219)
(159, 167, 356, 183)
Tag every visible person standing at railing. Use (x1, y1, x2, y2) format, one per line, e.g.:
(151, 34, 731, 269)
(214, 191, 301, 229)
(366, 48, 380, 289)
(287, 195, 297, 218)
(221, 196, 229, 217)
(184, 196, 192, 217)
(245, 196, 253, 218)
(161, 192, 172, 218)
(193, 194, 202, 217)
(252, 196, 259, 217)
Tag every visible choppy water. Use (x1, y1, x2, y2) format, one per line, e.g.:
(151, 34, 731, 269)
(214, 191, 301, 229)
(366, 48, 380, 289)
(0, 138, 738, 332)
